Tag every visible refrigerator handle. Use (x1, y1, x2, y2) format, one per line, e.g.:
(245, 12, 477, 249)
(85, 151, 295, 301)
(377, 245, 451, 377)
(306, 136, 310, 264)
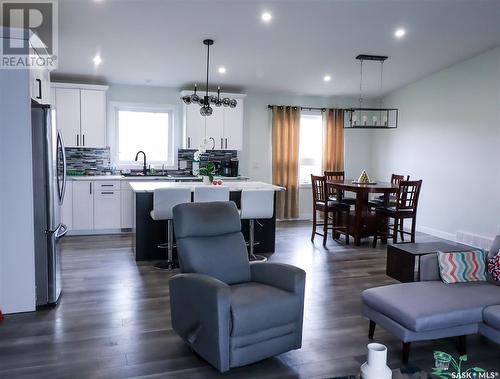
(57, 130, 67, 204)
(55, 223, 68, 238)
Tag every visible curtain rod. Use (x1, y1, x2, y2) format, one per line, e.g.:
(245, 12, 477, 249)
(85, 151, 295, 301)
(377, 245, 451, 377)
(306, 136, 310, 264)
(267, 105, 345, 111)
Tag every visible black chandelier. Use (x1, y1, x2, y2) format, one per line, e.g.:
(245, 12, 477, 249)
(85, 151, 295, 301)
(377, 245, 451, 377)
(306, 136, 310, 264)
(344, 54, 398, 129)
(181, 39, 237, 117)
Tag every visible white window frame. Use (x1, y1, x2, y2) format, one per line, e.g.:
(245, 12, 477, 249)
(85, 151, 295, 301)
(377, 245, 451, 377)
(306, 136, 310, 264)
(298, 109, 324, 187)
(110, 102, 176, 169)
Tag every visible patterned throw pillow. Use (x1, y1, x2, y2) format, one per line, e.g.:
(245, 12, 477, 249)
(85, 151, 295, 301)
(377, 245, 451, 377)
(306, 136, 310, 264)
(487, 255, 500, 282)
(437, 250, 488, 283)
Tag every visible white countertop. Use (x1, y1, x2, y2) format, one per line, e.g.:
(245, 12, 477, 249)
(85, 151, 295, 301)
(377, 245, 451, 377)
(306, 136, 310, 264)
(129, 181, 285, 193)
(68, 175, 250, 181)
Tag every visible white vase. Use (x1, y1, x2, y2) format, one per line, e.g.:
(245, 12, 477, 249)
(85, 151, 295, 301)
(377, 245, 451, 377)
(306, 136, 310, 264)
(202, 176, 211, 185)
(360, 343, 392, 379)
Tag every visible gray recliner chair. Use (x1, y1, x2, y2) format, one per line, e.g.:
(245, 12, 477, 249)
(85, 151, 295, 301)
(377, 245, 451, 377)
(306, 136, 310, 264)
(169, 201, 306, 373)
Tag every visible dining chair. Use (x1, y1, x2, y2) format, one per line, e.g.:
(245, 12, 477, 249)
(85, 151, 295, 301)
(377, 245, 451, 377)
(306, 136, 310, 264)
(368, 174, 410, 240)
(323, 171, 356, 205)
(311, 174, 350, 246)
(369, 174, 409, 207)
(372, 180, 423, 247)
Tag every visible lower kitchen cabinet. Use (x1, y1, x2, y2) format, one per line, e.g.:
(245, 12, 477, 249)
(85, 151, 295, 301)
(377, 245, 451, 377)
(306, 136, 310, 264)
(70, 180, 133, 234)
(72, 181, 94, 230)
(94, 188, 121, 229)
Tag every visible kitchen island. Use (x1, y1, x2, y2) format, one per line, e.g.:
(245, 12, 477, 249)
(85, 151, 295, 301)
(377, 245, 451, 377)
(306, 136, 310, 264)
(129, 181, 285, 261)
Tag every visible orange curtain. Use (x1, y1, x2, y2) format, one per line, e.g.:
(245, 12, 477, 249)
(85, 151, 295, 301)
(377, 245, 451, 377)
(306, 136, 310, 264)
(272, 106, 301, 219)
(322, 108, 344, 172)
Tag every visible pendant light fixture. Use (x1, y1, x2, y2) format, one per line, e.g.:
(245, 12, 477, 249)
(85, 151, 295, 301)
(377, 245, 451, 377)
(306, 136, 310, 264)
(344, 54, 398, 129)
(181, 39, 237, 117)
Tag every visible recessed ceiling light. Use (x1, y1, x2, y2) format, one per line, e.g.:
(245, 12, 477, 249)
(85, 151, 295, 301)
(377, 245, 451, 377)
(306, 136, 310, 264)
(323, 75, 331, 82)
(394, 28, 406, 38)
(93, 54, 102, 66)
(218, 66, 226, 74)
(261, 11, 272, 23)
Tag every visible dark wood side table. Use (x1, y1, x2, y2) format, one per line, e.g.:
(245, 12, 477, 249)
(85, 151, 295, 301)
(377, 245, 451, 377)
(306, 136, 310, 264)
(386, 241, 474, 282)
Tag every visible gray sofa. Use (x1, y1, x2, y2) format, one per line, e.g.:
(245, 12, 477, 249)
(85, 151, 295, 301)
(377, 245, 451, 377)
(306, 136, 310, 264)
(362, 236, 500, 363)
(169, 201, 306, 373)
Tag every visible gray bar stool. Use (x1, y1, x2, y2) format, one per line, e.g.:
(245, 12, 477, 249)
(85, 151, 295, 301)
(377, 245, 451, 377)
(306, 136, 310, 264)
(194, 186, 230, 202)
(240, 189, 274, 261)
(151, 188, 191, 269)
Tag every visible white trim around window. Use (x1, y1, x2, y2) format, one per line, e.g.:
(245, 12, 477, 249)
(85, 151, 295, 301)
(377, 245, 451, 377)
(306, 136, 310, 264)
(109, 102, 176, 169)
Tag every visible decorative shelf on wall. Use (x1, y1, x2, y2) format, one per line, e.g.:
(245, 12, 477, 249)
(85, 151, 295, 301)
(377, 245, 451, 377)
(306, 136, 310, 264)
(344, 108, 398, 129)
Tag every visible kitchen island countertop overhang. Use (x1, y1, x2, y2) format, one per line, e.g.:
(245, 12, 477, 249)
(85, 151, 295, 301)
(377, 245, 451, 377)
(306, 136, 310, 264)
(129, 181, 285, 193)
(131, 181, 285, 261)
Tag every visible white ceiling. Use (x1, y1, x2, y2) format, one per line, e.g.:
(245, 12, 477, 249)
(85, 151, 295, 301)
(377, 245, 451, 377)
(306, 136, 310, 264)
(54, 0, 500, 97)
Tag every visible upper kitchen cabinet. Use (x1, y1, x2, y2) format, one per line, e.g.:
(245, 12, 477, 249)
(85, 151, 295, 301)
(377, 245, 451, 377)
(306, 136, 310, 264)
(54, 87, 80, 146)
(184, 102, 207, 149)
(205, 106, 224, 149)
(80, 90, 106, 147)
(181, 91, 245, 150)
(52, 83, 108, 148)
(223, 104, 244, 150)
(30, 67, 51, 105)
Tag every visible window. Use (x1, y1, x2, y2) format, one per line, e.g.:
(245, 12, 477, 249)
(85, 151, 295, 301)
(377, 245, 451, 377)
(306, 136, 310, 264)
(114, 104, 174, 166)
(298, 112, 323, 184)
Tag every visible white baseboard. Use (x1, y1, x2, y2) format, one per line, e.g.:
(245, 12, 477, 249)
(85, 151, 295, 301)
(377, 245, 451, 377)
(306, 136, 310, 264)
(417, 225, 494, 250)
(416, 225, 456, 242)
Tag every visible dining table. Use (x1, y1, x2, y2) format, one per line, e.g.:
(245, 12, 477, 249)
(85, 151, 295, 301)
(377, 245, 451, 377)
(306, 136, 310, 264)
(326, 180, 399, 246)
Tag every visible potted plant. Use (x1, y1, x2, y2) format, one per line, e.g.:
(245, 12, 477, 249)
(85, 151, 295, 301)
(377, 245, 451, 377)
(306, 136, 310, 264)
(199, 162, 216, 185)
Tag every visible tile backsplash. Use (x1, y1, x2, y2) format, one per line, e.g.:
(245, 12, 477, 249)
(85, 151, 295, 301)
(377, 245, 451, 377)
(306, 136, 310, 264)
(177, 149, 237, 173)
(65, 147, 111, 175)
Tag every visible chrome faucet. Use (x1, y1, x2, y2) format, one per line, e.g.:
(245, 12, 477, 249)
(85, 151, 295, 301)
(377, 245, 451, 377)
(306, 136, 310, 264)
(135, 151, 147, 175)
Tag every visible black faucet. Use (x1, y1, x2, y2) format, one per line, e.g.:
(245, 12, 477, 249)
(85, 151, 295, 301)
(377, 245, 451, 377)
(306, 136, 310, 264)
(135, 151, 147, 175)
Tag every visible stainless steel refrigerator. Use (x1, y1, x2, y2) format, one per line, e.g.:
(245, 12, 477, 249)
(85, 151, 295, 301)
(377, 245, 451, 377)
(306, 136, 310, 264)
(32, 102, 67, 306)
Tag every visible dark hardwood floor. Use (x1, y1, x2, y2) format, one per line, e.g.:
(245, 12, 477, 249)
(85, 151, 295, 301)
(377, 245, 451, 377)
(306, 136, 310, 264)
(0, 222, 498, 378)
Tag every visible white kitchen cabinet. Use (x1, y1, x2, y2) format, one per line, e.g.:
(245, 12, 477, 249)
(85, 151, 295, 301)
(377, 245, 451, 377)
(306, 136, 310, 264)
(80, 90, 106, 147)
(223, 104, 244, 150)
(185, 104, 206, 149)
(206, 107, 224, 149)
(72, 181, 94, 230)
(55, 88, 81, 147)
(120, 182, 135, 229)
(60, 180, 73, 230)
(181, 91, 245, 150)
(94, 182, 121, 230)
(52, 83, 108, 148)
(30, 67, 51, 105)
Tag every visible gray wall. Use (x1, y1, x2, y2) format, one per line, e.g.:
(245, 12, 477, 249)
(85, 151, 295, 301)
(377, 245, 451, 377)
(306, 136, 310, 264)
(371, 46, 500, 240)
(0, 69, 36, 314)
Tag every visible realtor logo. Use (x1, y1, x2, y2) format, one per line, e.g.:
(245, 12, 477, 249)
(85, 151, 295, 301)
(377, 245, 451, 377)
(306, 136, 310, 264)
(0, 0, 58, 69)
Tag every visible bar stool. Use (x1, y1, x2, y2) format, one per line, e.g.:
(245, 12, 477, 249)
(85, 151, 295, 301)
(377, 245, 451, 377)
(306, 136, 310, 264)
(240, 189, 275, 262)
(194, 186, 230, 202)
(151, 188, 191, 269)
